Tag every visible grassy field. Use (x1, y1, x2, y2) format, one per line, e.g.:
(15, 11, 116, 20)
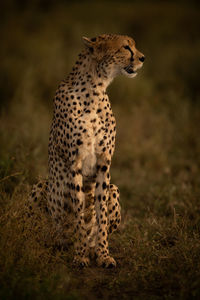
(0, 1, 200, 299)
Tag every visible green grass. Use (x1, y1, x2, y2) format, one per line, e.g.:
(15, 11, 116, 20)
(0, 1, 200, 299)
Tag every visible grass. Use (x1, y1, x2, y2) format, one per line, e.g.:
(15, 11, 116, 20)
(0, 1, 200, 299)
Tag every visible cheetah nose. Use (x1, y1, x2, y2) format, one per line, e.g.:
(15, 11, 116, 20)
(139, 56, 145, 62)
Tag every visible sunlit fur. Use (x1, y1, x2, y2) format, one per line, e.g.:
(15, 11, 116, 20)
(82, 34, 145, 84)
(29, 34, 144, 268)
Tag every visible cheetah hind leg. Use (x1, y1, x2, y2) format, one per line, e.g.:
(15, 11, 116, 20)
(107, 184, 121, 235)
(27, 180, 49, 215)
(28, 180, 71, 249)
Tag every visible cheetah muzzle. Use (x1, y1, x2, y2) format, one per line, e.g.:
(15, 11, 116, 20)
(29, 34, 145, 268)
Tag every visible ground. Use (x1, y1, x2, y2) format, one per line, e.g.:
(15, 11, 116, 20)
(0, 1, 200, 299)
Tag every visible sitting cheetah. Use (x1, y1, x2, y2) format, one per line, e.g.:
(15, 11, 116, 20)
(29, 34, 145, 268)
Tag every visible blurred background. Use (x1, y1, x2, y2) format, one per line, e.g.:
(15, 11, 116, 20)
(0, 0, 200, 299)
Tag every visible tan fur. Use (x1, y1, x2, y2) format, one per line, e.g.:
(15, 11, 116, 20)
(29, 34, 144, 268)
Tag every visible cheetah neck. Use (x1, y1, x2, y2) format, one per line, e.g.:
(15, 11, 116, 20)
(67, 50, 114, 91)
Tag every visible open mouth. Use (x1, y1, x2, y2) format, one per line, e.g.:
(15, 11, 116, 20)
(124, 65, 136, 74)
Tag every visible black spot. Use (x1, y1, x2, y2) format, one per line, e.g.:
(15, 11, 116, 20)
(97, 165, 101, 171)
(91, 37, 96, 42)
(101, 165, 107, 172)
(99, 140, 104, 146)
(77, 139, 83, 146)
(102, 182, 107, 189)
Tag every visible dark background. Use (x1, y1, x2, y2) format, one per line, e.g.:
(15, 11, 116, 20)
(0, 1, 200, 299)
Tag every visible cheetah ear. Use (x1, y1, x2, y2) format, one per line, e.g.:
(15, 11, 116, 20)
(82, 36, 92, 46)
(82, 36, 96, 53)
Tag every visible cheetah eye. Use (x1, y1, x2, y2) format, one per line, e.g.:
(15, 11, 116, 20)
(123, 45, 133, 54)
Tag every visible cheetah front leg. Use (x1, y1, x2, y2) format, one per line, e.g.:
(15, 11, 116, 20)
(69, 159, 90, 267)
(95, 157, 116, 268)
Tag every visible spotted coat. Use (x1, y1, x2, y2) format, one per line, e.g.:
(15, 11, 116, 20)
(29, 34, 145, 268)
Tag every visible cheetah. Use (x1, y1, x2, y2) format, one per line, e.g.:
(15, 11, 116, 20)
(29, 34, 145, 268)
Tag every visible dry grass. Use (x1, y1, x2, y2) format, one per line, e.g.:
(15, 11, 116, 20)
(0, 1, 200, 299)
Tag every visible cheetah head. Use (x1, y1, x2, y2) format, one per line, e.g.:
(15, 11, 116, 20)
(82, 34, 145, 79)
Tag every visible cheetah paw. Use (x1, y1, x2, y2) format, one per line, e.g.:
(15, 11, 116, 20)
(73, 256, 90, 268)
(96, 255, 116, 268)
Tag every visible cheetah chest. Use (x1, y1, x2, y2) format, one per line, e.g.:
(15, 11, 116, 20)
(81, 111, 116, 178)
